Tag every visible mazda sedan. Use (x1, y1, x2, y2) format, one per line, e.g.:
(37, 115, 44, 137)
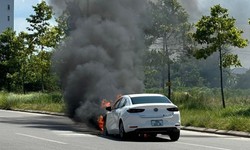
(104, 93, 181, 141)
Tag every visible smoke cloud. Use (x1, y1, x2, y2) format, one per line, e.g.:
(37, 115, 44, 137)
(50, 0, 149, 125)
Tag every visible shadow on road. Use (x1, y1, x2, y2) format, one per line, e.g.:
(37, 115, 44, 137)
(96, 133, 173, 142)
(0, 114, 98, 135)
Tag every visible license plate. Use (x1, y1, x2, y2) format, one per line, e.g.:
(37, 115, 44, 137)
(151, 120, 163, 126)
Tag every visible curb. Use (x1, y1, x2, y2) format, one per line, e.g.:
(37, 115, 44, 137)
(181, 126, 250, 138)
(12, 109, 65, 116)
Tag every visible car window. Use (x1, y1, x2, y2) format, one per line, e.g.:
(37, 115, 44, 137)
(131, 96, 171, 104)
(113, 98, 122, 109)
(118, 98, 126, 108)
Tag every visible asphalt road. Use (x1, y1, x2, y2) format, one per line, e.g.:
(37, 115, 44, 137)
(0, 110, 249, 150)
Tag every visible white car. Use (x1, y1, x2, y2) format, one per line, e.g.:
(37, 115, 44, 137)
(104, 93, 181, 141)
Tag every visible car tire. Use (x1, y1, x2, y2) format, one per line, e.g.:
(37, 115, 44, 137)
(103, 116, 109, 136)
(119, 121, 127, 140)
(103, 124, 109, 136)
(169, 130, 180, 141)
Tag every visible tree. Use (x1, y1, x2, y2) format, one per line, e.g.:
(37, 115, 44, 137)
(192, 5, 248, 108)
(144, 49, 168, 89)
(16, 32, 35, 93)
(26, 0, 53, 92)
(0, 28, 20, 91)
(26, 0, 62, 92)
(146, 0, 191, 98)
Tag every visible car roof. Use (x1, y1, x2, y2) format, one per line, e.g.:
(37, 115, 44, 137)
(125, 93, 165, 98)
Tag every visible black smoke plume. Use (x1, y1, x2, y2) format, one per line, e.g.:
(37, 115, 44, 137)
(50, 0, 149, 126)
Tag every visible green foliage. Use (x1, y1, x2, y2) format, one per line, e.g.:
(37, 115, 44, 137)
(145, 0, 192, 93)
(171, 58, 205, 87)
(180, 108, 250, 132)
(0, 92, 64, 112)
(192, 4, 248, 65)
(144, 49, 168, 89)
(26, 0, 52, 39)
(171, 88, 250, 132)
(0, 1, 64, 93)
(192, 5, 248, 108)
(23, 0, 64, 92)
(0, 91, 11, 109)
(0, 28, 22, 91)
(26, 0, 54, 92)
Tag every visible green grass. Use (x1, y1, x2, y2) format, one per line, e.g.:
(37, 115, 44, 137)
(180, 107, 250, 132)
(0, 91, 65, 113)
(171, 87, 250, 133)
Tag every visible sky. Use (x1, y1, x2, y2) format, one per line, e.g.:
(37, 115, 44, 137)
(14, 0, 250, 68)
(14, 0, 42, 33)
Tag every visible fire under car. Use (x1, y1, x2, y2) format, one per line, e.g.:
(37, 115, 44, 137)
(103, 93, 181, 141)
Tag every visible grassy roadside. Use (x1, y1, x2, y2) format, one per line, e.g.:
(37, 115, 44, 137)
(172, 87, 250, 133)
(0, 88, 250, 133)
(180, 107, 250, 132)
(0, 91, 65, 113)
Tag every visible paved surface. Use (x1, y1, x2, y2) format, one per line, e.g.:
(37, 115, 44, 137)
(14, 108, 250, 138)
(1, 110, 250, 150)
(181, 126, 250, 138)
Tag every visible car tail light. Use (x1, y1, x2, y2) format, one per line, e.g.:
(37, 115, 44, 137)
(167, 107, 179, 111)
(127, 108, 145, 113)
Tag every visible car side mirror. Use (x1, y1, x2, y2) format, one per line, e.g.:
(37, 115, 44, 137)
(106, 106, 112, 111)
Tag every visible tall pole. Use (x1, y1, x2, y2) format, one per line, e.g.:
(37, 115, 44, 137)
(163, 33, 171, 99)
(166, 44, 171, 100)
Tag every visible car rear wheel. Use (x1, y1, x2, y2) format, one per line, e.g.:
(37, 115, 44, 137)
(169, 130, 180, 141)
(103, 116, 109, 136)
(119, 121, 127, 140)
(103, 124, 109, 136)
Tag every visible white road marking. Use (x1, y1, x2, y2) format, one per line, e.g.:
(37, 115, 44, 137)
(52, 131, 95, 137)
(178, 142, 231, 150)
(16, 133, 68, 145)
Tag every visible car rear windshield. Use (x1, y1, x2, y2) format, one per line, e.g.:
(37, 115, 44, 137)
(131, 96, 171, 104)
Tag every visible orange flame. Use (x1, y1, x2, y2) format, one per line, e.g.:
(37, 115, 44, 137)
(101, 99, 111, 108)
(98, 99, 111, 131)
(97, 95, 122, 131)
(98, 115, 104, 131)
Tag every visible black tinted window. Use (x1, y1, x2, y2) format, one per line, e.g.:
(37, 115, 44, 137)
(131, 96, 171, 104)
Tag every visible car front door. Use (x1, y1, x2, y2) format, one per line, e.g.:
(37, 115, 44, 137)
(112, 98, 127, 134)
(106, 98, 122, 134)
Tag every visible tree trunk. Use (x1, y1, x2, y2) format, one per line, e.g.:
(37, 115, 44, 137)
(219, 47, 226, 108)
(22, 65, 26, 94)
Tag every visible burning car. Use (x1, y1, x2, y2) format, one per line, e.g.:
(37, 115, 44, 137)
(103, 93, 181, 141)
